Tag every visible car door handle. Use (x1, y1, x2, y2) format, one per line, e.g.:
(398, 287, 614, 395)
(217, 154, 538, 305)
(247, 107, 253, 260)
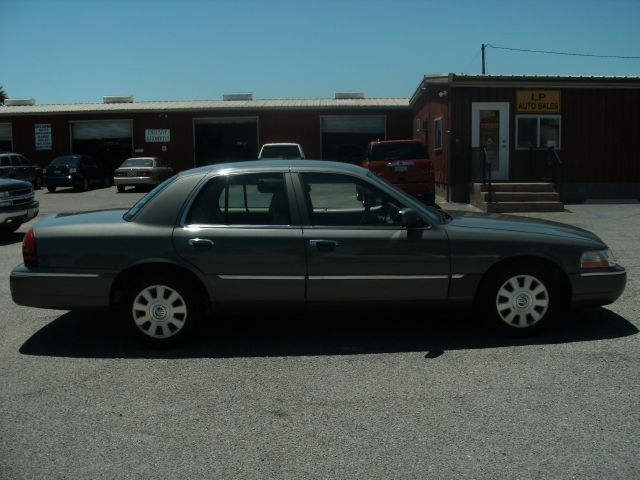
(309, 239, 338, 251)
(188, 238, 214, 249)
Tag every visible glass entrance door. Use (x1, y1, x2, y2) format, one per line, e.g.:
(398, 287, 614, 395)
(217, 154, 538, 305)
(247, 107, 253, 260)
(472, 102, 509, 181)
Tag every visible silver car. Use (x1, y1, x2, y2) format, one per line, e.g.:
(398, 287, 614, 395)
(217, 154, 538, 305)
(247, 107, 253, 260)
(10, 160, 626, 347)
(113, 157, 173, 192)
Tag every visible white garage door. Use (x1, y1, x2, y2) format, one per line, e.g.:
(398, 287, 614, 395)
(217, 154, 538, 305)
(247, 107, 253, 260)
(321, 116, 386, 134)
(71, 120, 132, 139)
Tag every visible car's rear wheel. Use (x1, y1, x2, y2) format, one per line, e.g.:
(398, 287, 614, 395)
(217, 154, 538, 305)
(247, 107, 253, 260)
(103, 175, 112, 187)
(124, 275, 203, 347)
(0, 223, 21, 234)
(117, 185, 125, 193)
(47, 185, 56, 193)
(477, 263, 557, 335)
(33, 175, 43, 190)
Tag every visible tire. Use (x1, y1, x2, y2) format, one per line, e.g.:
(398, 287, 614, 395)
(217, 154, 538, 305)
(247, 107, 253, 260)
(103, 175, 112, 187)
(34, 175, 43, 190)
(47, 185, 56, 193)
(81, 178, 89, 191)
(476, 263, 558, 336)
(124, 274, 204, 347)
(117, 185, 126, 193)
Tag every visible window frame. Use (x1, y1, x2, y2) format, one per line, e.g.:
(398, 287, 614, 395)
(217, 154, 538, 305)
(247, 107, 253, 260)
(294, 171, 421, 230)
(434, 117, 443, 151)
(515, 114, 562, 150)
(183, 171, 299, 228)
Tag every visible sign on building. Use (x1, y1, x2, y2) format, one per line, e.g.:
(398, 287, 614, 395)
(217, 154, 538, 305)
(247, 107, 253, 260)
(145, 129, 170, 143)
(516, 91, 561, 113)
(35, 124, 52, 150)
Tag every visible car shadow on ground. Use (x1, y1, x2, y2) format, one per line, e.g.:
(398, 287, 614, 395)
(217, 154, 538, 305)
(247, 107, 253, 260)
(0, 231, 24, 246)
(19, 307, 638, 360)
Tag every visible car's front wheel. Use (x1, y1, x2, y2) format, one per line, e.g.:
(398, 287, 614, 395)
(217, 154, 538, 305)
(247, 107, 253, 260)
(477, 263, 558, 335)
(117, 185, 125, 193)
(125, 275, 203, 347)
(47, 185, 56, 193)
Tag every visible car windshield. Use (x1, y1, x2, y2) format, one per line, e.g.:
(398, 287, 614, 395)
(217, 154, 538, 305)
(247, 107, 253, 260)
(261, 145, 301, 159)
(120, 158, 155, 168)
(123, 175, 178, 221)
(370, 143, 427, 161)
(50, 156, 80, 166)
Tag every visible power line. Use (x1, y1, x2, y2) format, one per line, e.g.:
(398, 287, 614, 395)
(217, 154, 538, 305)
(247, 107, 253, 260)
(485, 43, 640, 60)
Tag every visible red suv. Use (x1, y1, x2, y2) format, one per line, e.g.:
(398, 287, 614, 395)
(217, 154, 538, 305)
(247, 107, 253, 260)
(361, 140, 435, 205)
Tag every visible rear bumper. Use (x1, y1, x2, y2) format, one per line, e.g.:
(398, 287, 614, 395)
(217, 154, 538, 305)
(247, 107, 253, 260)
(43, 175, 83, 187)
(10, 264, 112, 310)
(0, 201, 39, 225)
(114, 176, 157, 186)
(570, 267, 627, 307)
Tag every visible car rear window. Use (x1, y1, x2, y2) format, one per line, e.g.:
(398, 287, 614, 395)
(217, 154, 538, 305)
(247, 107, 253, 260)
(51, 156, 80, 166)
(260, 145, 301, 159)
(123, 175, 179, 221)
(120, 158, 155, 168)
(370, 143, 427, 161)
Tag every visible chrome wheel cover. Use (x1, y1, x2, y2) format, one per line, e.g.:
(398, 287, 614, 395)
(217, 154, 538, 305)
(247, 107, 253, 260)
(496, 274, 549, 328)
(132, 285, 187, 339)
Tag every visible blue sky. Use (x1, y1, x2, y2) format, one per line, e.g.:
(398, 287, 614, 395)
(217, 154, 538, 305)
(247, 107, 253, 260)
(2, 0, 640, 104)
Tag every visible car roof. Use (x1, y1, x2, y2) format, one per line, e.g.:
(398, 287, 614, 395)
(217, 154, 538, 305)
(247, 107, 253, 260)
(180, 160, 368, 178)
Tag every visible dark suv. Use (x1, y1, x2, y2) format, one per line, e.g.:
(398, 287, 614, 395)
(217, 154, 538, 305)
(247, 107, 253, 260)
(361, 140, 435, 205)
(0, 153, 43, 189)
(0, 178, 39, 233)
(43, 155, 111, 192)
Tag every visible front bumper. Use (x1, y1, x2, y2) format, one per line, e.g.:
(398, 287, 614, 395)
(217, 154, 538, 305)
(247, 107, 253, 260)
(570, 266, 627, 307)
(10, 263, 112, 310)
(0, 201, 39, 225)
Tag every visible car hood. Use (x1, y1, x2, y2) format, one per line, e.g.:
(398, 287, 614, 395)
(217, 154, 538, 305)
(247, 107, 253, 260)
(0, 178, 32, 190)
(448, 211, 603, 243)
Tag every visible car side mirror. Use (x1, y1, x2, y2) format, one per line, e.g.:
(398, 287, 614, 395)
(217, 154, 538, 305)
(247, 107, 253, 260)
(399, 208, 419, 228)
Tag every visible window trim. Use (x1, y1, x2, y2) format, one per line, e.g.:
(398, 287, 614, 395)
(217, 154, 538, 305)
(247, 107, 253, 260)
(434, 117, 443, 151)
(515, 114, 562, 150)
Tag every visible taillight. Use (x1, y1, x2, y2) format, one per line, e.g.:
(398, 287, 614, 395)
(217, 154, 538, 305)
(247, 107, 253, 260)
(23, 228, 37, 267)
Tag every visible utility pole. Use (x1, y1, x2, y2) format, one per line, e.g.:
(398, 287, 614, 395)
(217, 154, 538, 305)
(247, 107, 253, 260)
(481, 43, 486, 74)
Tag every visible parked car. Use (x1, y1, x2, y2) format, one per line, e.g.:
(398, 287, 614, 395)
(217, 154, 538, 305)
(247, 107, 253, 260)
(113, 157, 174, 192)
(11, 160, 626, 346)
(258, 143, 305, 159)
(0, 152, 43, 189)
(42, 155, 111, 192)
(0, 178, 39, 233)
(361, 140, 435, 205)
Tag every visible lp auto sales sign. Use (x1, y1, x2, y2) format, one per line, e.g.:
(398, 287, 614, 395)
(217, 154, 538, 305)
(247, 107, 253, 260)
(516, 90, 561, 113)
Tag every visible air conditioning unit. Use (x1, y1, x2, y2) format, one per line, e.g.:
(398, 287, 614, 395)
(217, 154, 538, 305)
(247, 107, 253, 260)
(335, 92, 365, 100)
(103, 96, 134, 104)
(4, 98, 36, 106)
(223, 93, 254, 101)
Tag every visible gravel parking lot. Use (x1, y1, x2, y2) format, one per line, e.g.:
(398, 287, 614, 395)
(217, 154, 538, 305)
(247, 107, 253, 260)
(1, 186, 638, 479)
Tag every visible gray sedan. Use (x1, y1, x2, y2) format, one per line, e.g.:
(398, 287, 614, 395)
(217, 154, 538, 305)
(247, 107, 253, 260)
(113, 157, 173, 192)
(11, 161, 626, 346)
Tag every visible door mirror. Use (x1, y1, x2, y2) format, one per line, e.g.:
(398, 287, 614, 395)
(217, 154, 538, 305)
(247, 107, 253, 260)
(399, 208, 419, 228)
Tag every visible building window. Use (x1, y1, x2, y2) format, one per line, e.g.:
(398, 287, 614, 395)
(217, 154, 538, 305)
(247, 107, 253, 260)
(434, 117, 443, 151)
(516, 115, 561, 149)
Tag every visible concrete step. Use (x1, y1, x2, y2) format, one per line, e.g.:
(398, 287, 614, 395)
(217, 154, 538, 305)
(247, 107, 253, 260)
(478, 182, 555, 193)
(483, 192, 560, 202)
(485, 201, 565, 213)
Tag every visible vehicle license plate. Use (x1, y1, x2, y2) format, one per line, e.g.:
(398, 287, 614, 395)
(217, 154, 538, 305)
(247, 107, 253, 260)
(53, 170, 61, 174)
(127, 171, 135, 177)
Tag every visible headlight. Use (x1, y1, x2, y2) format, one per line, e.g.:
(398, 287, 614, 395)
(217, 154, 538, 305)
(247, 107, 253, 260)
(580, 249, 616, 269)
(0, 191, 10, 198)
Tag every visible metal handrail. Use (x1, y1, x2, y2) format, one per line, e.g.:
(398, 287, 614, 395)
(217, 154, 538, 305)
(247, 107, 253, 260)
(481, 145, 492, 203)
(549, 147, 562, 200)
